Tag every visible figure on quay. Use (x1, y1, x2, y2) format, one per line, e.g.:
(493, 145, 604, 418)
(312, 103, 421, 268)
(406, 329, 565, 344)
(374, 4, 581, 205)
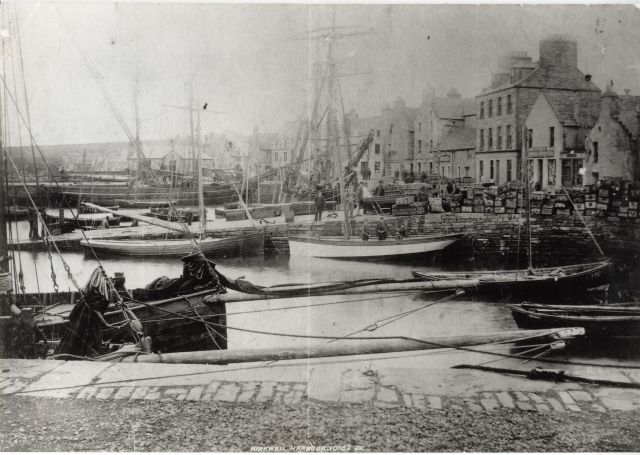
(314, 188, 325, 222)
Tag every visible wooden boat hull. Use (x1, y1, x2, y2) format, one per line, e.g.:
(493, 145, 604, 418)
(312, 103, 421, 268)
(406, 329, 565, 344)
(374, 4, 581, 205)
(412, 261, 611, 301)
(288, 234, 461, 259)
(43, 213, 122, 230)
(35, 289, 228, 353)
(146, 209, 201, 222)
(511, 303, 640, 338)
(115, 199, 176, 209)
(79, 231, 265, 258)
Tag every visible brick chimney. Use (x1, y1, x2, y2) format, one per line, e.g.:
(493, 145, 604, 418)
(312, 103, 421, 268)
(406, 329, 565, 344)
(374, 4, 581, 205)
(539, 35, 578, 68)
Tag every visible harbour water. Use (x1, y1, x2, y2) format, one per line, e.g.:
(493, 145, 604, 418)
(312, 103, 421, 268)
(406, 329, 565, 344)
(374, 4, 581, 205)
(6, 218, 640, 367)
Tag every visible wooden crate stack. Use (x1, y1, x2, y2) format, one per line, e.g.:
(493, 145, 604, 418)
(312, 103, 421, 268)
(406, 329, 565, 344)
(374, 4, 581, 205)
(392, 194, 424, 216)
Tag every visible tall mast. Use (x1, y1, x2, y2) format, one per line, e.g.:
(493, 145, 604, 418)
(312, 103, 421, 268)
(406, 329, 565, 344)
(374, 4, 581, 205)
(0, 144, 8, 273)
(522, 125, 533, 271)
(188, 78, 197, 193)
(133, 73, 143, 181)
(326, 9, 350, 239)
(196, 97, 205, 235)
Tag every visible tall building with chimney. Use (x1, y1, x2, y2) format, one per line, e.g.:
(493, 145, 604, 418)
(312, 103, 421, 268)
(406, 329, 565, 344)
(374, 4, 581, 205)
(476, 35, 601, 186)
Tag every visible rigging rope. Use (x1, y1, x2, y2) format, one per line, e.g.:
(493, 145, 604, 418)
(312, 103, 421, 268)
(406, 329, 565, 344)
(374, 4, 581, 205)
(560, 184, 606, 258)
(329, 289, 463, 342)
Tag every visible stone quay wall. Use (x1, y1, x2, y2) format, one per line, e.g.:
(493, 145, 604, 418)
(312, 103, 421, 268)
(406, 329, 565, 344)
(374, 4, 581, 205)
(284, 213, 640, 270)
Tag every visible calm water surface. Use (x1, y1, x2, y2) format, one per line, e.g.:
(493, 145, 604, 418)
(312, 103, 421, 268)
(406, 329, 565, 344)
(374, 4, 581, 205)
(6, 219, 640, 366)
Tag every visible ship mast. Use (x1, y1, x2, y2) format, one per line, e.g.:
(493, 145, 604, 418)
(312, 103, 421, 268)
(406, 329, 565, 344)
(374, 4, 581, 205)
(522, 125, 533, 272)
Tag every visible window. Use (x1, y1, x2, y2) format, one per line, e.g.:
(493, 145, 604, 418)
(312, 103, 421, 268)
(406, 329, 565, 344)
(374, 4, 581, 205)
(506, 125, 512, 148)
(490, 160, 495, 180)
(497, 97, 502, 116)
(479, 129, 484, 150)
(488, 128, 493, 149)
(549, 127, 555, 147)
(430, 139, 433, 149)
(497, 126, 502, 150)
(592, 142, 598, 163)
(418, 162, 422, 172)
(284, 151, 287, 162)
(418, 140, 422, 152)
(479, 161, 484, 180)
(376, 130, 380, 138)
(374, 161, 381, 172)
(506, 159, 513, 181)
(429, 161, 433, 173)
(274, 151, 278, 162)
(418, 122, 422, 134)
(495, 159, 500, 184)
(441, 166, 445, 176)
(480, 102, 484, 119)
(447, 165, 451, 177)
(488, 100, 493, 117)
(375, 144, 380, 154)
(465, 166, 470, 177)
(527, 129, 533, 149)
(457, 165, 461, 178)
(507, 95, 512, 114)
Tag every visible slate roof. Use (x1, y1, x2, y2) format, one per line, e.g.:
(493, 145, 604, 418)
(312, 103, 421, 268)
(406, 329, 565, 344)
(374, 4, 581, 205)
(437, 127, 476, 151)
(617, 95, 640, 138)
(481, 64, 601, 96)
(530, 91, 601, 128)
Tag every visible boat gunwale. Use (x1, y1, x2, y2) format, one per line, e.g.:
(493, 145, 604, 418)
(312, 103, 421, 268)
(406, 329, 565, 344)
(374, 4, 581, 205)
(289, 233, 462, 247)
(413, 260, 611, 281)
(511, 306, 640, 322)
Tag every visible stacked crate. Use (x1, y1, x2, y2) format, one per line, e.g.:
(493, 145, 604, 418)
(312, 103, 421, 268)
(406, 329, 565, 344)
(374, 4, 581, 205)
(553, 193, 571, 216)
(473, 187, 485, 213)
(505, 189, 519, 214)
(529, 191, 543, 215)
(584, 185, 597, 216)
(597, 187, 610, 212)
(493, 192, 506, 214)
(392, 195, 423, 216)
(449, 194, 463, 213)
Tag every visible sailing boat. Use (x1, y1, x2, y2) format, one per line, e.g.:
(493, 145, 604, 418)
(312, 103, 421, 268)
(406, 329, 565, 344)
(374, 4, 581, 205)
(286, 21, 461, 260)
(412, 127, 611, 301)
(79, 90, 265, 258)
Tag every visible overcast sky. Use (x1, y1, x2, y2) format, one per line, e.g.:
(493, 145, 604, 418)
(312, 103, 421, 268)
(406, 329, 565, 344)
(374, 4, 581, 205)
(3, 3, 640, 146)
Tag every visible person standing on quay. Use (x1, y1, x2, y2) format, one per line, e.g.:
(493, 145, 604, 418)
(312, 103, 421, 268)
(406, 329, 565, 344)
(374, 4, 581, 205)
(314, 189, 325, 222)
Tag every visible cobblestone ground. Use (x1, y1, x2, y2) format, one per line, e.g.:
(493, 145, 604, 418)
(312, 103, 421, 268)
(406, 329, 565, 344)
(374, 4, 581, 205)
(1, 394, 640, 452)
(2, 368, 638, 414)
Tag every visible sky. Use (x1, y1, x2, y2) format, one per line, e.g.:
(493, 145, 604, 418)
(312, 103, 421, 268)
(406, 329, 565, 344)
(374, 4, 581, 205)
(2, 3, 640, 146)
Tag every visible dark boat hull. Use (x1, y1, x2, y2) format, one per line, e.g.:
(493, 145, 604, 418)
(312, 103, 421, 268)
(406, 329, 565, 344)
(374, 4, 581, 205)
(511, 303, 640, 338)
(35, 289, 227, 353)
(413, 261, 611, 302)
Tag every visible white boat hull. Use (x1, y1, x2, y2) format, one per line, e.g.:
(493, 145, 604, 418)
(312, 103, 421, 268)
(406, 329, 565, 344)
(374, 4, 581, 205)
(80, 232, 264, 257)
(288, 234, 461, 259)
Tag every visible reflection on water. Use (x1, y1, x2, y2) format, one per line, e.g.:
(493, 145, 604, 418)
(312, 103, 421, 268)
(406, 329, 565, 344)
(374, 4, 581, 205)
(6, 220, 640, 366)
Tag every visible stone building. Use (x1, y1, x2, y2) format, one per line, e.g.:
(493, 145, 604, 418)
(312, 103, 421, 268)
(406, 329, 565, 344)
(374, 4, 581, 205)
(349, 97, 417, 181)
(476, 36, 600, 186)
(433, 126, 476, 181)
(584, 86, 640, 184)
(414, 87, 476, 178)
(523, 91, 601, 190)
